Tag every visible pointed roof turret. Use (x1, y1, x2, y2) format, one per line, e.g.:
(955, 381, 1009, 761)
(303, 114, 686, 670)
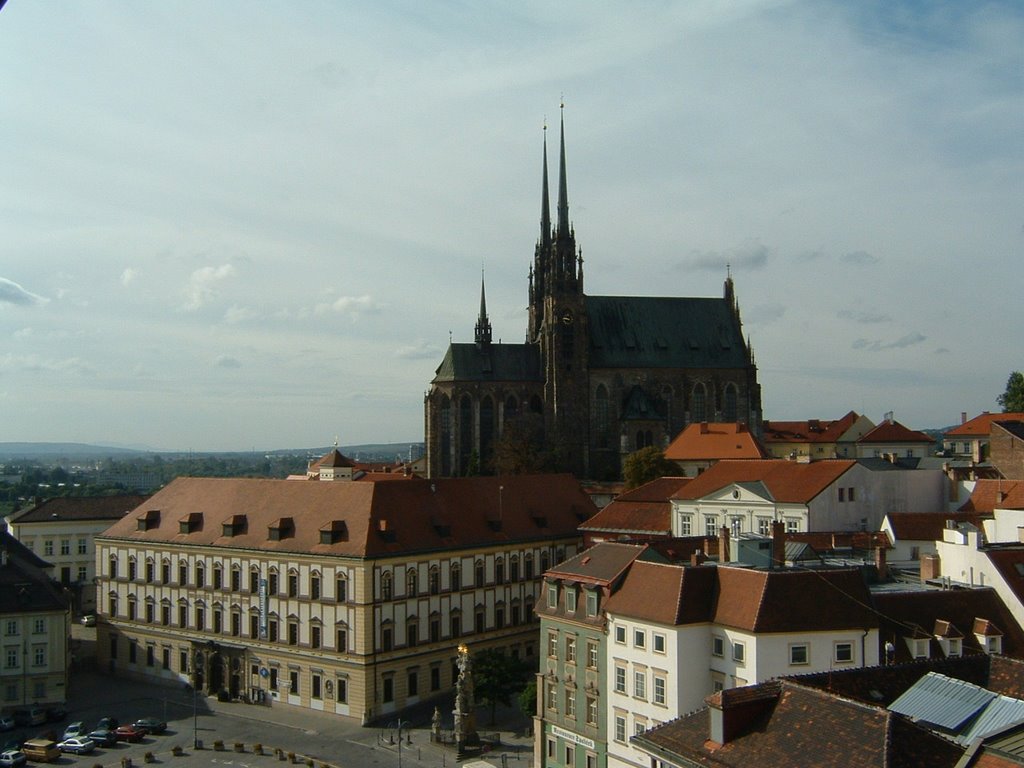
(474, 270, 492, 349)
(557, 102, 570, 239)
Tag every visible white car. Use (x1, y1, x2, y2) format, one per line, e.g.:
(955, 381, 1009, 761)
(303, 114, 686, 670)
(62, 722, 85, 740)
(0, 748, 27, 768)
(81, 614, 96, 627)
(57, 737, 95, 755)
(0, 716, 14, 732)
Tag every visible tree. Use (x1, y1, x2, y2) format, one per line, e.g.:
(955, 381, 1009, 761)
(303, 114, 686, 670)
(998, 371, 1024, 413)
(622, 446, 677, 489)
(518, 679, 537, 719)
(472, 648, 530, 725)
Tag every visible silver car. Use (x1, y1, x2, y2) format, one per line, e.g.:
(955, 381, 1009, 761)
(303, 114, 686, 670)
(57, 737, 96, 755)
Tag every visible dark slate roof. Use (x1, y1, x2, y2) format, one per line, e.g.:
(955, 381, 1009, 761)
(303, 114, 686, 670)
(586, 295, 748, 369)
(11, 494, 150, 523)
(432, 343, 542, 383)
(0, 532, 68, 614)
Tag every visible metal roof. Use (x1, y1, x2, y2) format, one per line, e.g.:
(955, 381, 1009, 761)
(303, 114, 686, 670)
(889, 671, 996, 733)
(960, 695, 1024, 746)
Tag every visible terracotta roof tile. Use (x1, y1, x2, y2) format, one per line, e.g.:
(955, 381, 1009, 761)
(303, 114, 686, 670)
(604, 560, 716, 625)
(961, 480, 1024, 512)
(664, 423, 768, 461)
(946, 413, 1024, 438)
(885, 511, 990, 542)
(11, 494, 150, 523)
(579, 477, 690, 536)
(99, 474, 593, 558)
(673, 459, 856, 503)
(761, 411, 861, 445)
(544, 541, 650, 585)
(859, 419, 934, 445)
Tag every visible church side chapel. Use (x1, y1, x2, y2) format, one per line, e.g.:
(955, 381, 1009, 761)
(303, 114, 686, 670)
(425, 109, 761, 480)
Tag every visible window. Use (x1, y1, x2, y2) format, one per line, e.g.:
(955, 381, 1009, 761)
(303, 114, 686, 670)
(250, 567, 260, 593)
(44, 540, 54, 556)
(510, 557, 520, 582)
(786, 518, 799, 534)
(381, 572, 392, 600)
(408, 670, 418, 697)
(495, 558, 505, 584)
(161, 605, 171, 626)
(33, 646, 45, 666)
(789, 644, 809, 665)
(33, 618, 44, 634)
(288, 622, 299, 646)
(654, 675, 666, 705)
(382, 627, 392, 652)
(128, 558, 137, 580)
(382, 675, 393, 703)
(614, 625, 626, 644)
(312, 674, 322, 700)
(406, 621, 418, 647)
(179, 561, 188, 585)
(450, 562, 461, 591)
(948, 638, 962, 657)
(586, 591, 598, 617)
(653, 633, 666, 653)
(546, 684, 557, 711)
(77, 565, 87, 582)
(429, 567, 440, 595)
(758, 517, 772, 536)
(566, 636, 576, 663)
(614, 716, 626, 742)
(162, 560, 171, 583)
(213, 609, 222, 633)
(406, 569, 418, 596)
(634, 670, 646, 699)
(730, 516, 743, 536)
(336, 575, 348, 602)
(430, 666, 441, 691)
(679, 516, 692, 535)
(848, 487, 856, 501)
(289, 670, 299, 697)
(565, 690, 576, 718)
(337, 627, 347, 652)
(547, 584, 558, 608)
(634, 629, 645, 649)
(634, 721, 647, 737)
(565, 746, 574, 766)
(178, 605, 187, 627)
(705, 516, 719, 537)
(450, 613, 461, 639)
(587, 642, 598, 669)
(288, 573, 298, 598)
(213, 565, 223, 589)
(547, 739, 556, 759)
(269, 619, 278, 642)
(195, 607, 205, 630)
(231, 567, 241, 592)
(565, 588, 577, 613)
(269, 571, 279, 594)
(614, 666, 626, 694)
(5, 649, 16, 669)
(838, 487, 845, 502)
(834, 642, 853, 663)
(586, 695, 598, 724)
(732, 642, 745, 663)
(474, 560, 485, 587)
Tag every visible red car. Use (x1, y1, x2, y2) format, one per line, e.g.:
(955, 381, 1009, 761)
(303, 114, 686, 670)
(114, 725, 145, 743)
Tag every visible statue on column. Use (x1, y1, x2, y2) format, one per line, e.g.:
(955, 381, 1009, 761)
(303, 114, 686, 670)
(453, 644, 479, 751)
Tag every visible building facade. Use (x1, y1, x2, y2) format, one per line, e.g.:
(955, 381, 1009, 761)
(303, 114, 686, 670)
(0, 526, 71, 711)
(6, 495, 147, 615)
(425, 111, 761, 481)
(94, 474, 594, 724)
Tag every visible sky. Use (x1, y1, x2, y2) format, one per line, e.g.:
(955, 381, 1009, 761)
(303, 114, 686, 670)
(1, 1, 1022, 452)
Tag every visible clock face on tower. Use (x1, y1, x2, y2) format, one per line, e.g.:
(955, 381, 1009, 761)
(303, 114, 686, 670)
(560, 309, 573, 325)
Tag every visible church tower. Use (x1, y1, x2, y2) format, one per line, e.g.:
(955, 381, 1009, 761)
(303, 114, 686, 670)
(534, 107, 589, 476)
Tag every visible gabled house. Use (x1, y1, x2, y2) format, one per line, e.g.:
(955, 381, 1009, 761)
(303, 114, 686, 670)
(881, 511, 990, 563)
(944, 411, 1024, 463)
(579, 477, 691, 546)
(760, 410, 875, 461)
(663, 423, 767, 477)
(856, 415, 935, 460)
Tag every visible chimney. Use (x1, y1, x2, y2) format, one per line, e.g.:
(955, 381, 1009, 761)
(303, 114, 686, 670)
(874, 546, 888, 580)
(920, 553, 941, 581)
(718, 526, 731, 564)
(690, 549, 706, 567)
(997, 490, 1006, 505)
(961, 412, 967, 425)
(701, 422, 710, 435)
(771, 520, 785, 569)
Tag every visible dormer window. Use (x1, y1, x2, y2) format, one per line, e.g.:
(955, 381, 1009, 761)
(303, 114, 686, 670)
(179, 512, 202, 534)
(565, 587, 577, 613)
(547, 583, 558, 609)
(268, 517, 294, 541)
(948, 638, 962, 657)
(137, 510, 160, 531)
(222, 515, 247, 537)
(319, 521, 348, 545)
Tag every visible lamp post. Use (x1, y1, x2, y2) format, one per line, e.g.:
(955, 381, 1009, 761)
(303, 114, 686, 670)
(396, 719, 409, 768)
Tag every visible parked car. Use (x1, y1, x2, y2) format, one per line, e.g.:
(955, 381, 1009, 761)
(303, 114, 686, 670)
(113, 725, 145, 743)
(0, 749, 26, 768)
(87, 728, 117, 748)
(131, 717, 166, 735)
(61, 722, 85, 740)
(80, 614, 96, 627)
(0, 719, 13, 733)
(11, 710, 45, 728)
(96, 717, 119, 731)
(57, 737, 95, 755)
(21, 739, 59, 764)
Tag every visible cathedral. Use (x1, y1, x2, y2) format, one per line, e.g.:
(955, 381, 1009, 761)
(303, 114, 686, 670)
(425, 111, 762, 480)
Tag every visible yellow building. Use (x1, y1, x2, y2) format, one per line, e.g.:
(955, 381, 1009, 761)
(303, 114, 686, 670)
(94, 474, 594, 723)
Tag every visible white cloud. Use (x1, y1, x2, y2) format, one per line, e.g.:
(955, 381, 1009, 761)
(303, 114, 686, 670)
(120, 268, 137, 286)
(313, 294, 382, 320)
(224, 305, 256, 324)
(0, 278, 46, 306)
(395, 341, 441, 360)
(183, 264, 236, 310)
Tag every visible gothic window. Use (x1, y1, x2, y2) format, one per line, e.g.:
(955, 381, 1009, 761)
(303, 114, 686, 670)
(692, 382, 707, 423)
(595, 385, 610, 448)
(480, 395, 495, 469)
(459, 395, 474, 473)
(662, 384, 674, 435)
(504, 396, 518, 423)
(723, 383, 738, 421)
(381, 571, 393, 601)
(440, 395, 452, 476)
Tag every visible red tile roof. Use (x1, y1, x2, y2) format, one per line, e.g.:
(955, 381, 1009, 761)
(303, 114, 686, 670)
(712, 566, 877, 633)
(99, 474, 593, 558)
(884, 511, 990, 542)
(761, 410, 862, 445)
(946, 412, 1024, 438)
(960, 480, 1024, 512)
(664, 422, 768, 461)
(579, 477, 691, 537)
(603, 560, 717, 625)
(672, 459, 856, 503)
(11, 494, 150, 523)
(859, 419, 934, 445)
(543, 541, 649, 585)
(634, 680, 964, 768)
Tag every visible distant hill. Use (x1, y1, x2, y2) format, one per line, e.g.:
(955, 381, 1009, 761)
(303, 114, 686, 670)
(0, 441, 425, 462)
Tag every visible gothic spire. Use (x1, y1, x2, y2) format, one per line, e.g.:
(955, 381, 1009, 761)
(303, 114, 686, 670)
(474, 270, 492, 349)
(556, 102, 570, 240)
(540, 123, 551, 247)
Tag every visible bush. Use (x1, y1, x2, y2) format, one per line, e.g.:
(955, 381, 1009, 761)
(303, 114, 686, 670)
(214, 741, 225, 752)
(287, 752, 296, 763)
(254, 744, 263, 755)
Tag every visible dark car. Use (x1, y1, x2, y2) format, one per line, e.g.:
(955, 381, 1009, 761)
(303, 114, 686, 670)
(114, 725, 145, 743)
(96, 717, 119, 731)
(87, 729, 117, 748)
(131, 718, 166, 735)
